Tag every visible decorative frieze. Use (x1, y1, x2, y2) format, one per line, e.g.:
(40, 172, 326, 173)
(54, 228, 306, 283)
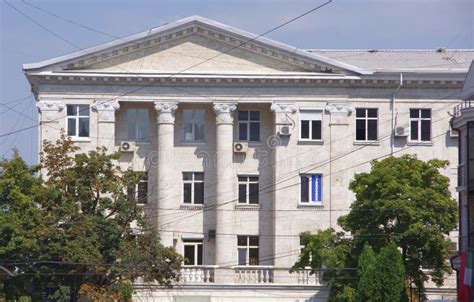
(213, 102, 237, 125)
(154, 101, 178, 124)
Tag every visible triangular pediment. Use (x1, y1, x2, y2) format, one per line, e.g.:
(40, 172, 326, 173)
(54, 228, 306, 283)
(23, 16, 369, 76)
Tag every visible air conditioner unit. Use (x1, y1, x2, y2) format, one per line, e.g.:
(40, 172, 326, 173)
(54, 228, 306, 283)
(233, 142, 248, 153)
(449, 126, 459, 138)
(278, 125, 292, 136)
(120, 141, 136, 152)
(394, 127, 409, 137)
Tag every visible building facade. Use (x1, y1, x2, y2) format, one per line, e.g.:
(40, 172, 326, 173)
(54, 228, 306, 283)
(24, 16, 474, 302)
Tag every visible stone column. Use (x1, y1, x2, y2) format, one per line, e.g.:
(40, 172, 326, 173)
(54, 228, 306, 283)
(154, 101, 178, 247)
(92, 100, 120, 149)
(213, 102, 237, 282)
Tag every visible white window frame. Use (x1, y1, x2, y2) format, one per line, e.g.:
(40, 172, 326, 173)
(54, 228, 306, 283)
(183, 240, 203, 266)
(237, 235, 259, 266)
(66, 104, 90, 138)
(355, 108, 378, 142)
(126, 108, 150, 142)
(409, 108, 432, 142)
(127, 172, 148, 204)
(299, 109, 323, 141)
(183, 172, 204, 204)
(300, 174, 323, 205)
(183, 109, 206, 142)
(238, 110, 260, 142)
(238, 175, 259, 204)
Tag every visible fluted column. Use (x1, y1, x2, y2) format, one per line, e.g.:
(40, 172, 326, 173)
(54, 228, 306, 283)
(213, 102, 237, 281)
(92, 100, 120, 149)
(154, 101, 178, 247)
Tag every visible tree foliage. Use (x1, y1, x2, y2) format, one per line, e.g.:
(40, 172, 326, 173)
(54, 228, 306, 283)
(0, 136, 182, 300)
(355, 244, 377, 302)
(375, 243, 405, 302)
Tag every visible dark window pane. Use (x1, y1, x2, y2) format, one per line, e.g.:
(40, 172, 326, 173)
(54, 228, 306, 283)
(238, 184, 247, 204)
(183, 172, 193, 180)
(238, 176, 247, 182)
(410, 109, 418, 118)
(311, 120, 322, 140)
(356, 119, 366, 140)
(197, 244, 203, 265)
(238, 110, 248, 121)
(249, 111, 260, 121)
(301, 176, 309, 202)
(127, 186, 135, 202)
(356, 108, 365, 117)
(249, 236, 259, 246)
(67, 105, 76, 116)
(367, 119, 377, 140)
(194, 172, 204, 181)
(301, 120, 310, 139)
(367, 109, 377, 118)
(137, 181, 148, 204)
(78, 105, 89, 116)
(249, 183, 259, 204)
(421, 109, 431, 118)
(249, 248, 259, 265)
(184, 245, 195, 265)
(67, 118, 76, 136)
(249, 122, 260, 141)
(194, 182, 204, 204)
(411, 121, 419, 140)
(238, 248, 246, 265)
(78, 118, 89, 137)
(249, 177, 258, 182)
(421, 120, 431, 141)
(238, 236, 247, 246)
(239, 123, 248, 140)
(183, 183, 192, 203)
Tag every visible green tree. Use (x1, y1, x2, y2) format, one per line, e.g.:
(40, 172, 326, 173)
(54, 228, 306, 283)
(0, 136, 182, 300)
(375, 243, 405, 302)
(355, 243, 377, 302)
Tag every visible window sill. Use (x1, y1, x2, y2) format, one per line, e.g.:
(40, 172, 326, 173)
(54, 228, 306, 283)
(298, 140, 324, 145)
(235, 204, 260, 211)
(353, 141, 379, 146)
(181, 141, 207, 146)
(407, 141, 433, 146)
(70, 137, 91, 142)
(180, 204, 204, 210)
(297, 204, 324, 210)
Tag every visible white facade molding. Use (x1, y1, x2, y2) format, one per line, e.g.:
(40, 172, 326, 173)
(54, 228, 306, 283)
(325, 102, 354, 116)
(213, 102, 237, 125)
(154, 101, 178, 124)
(270, 103, 299, 125)
(92, 99, 120, 122)
(36, 100, 64, 112)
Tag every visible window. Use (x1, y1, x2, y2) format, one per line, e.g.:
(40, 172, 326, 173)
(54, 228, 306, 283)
(183, 240, 203, 265)
(127, 108, 150, 141)
(183, 172, 204, 204)
(410, 109, 431, 141)
(238, 110, 260, 141)
(300, 174, 322, 205)
(355, 108, 378, 141)
(67, 105, 90, 138)
(300, 109, 322, 140)
(238, 176, 259, 204)
(237, 236, 259, 266)
(127, 172, 148, 204)
(183, 109, 205, 142)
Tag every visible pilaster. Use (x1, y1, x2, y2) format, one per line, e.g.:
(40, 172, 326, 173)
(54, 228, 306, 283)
(92, 100, 120, 148)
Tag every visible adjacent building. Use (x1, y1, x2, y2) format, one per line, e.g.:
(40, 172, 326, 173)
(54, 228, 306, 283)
(23, 16, 474, 301)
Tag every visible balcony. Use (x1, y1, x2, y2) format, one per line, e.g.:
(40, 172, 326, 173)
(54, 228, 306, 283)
(452, 99, 474, 129)
(179, 265, 216, 283)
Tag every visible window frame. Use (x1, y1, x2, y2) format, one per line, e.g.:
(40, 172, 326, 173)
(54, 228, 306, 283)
(66, 104, 90, 138)
(183, 240, 203, 266)
(183, 109, 206, 142)
(238, 175, 259, 204)
(355, 108, 378, 142)
(300, 174, 323, 205)
(409, 108, 432, 142)
(237, 235, 259, 266)
(238, 110, 261, 142)
(299, 109, 323, 141)
(127, 172, 148, 204)
(126, 108, 150, 142)
(182, 172, 204, 205)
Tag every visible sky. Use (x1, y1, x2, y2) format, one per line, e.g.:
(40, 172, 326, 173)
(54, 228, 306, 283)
(1, 0, 473, 164)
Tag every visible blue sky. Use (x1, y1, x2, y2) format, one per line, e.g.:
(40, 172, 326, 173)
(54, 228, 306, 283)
(1, 0, 473, 164)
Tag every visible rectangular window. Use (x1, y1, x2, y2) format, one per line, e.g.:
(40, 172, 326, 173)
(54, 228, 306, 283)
(127, 172, 148, 204)
(238, 176, 259, 204)
(300, 174, 322, 205)
(237, 236, 259, 266)
(355, 108, 378, 141)
(300, 109, 322, 140)
(183, 109, 205, 142)
(127, 108, 150, 141)
(67, 105, 90, 138)
(183, 240, 203, 266)
(183, 172, 204, 204)
(410, 109, 431, 141)
(238, 110, 260, 142)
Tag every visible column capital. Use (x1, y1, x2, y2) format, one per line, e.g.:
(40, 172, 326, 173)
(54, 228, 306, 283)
(325, 102, 354, 116)
(154, 101, 178, 124)
(213, 102, 237, 125)
(92, 100, 120, 122)
(36, 100, 64, 113)
(270, 102, 298, 125)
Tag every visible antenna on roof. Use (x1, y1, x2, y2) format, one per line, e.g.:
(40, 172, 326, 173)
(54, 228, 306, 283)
(436, 47, 446, 53)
